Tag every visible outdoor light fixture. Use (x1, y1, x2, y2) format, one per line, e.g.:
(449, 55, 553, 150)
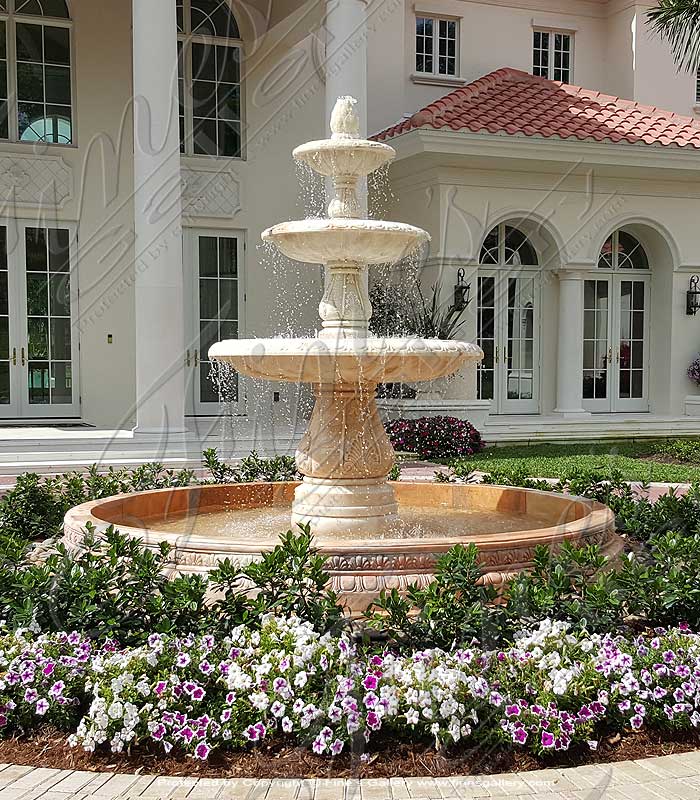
(453, 268, 472, 311)
(687, 275, 700, 316)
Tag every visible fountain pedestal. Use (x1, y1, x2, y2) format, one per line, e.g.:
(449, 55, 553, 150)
(293, 381, 398, 534)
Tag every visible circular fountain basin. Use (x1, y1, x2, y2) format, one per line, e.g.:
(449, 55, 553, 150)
(262, 218, 429, 265)
(293, 138, 395, 177)
(64, 482, 622, 615)
(208, 338, 482, 384)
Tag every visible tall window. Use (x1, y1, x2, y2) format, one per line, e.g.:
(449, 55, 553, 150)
(177, 0, 242, 158)
(0, 0, 72, 144)
(695, 68, 700, 103)
(415, 16, 457, 77)
(533, 29, 572, 83)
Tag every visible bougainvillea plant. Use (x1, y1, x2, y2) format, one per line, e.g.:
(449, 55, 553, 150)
(384, 416, 485, 460)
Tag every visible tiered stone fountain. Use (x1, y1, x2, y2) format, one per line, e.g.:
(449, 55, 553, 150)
(210, 97, 479, 537)
(64, 98, 622, 613)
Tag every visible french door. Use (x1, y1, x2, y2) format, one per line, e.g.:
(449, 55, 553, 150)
(0, 222, 80, 419)
(185, 229, 244, 416)
(477, 270, 540, 414)
(582, 275, 649, 412)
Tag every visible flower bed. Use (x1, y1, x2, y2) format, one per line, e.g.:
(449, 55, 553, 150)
(3, 616, 700, 765)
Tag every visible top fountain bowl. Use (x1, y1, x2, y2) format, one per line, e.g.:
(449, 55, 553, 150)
(262, 218, 429, 265)
(293, 138, 395, 178)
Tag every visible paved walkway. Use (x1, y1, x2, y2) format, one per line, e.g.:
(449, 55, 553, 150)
(3, 752, 700, 799)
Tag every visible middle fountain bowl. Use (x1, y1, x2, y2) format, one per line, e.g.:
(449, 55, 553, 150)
(261, 218, 429, 265)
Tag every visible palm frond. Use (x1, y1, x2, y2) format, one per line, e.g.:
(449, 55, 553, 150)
(647, 0, 700, 72)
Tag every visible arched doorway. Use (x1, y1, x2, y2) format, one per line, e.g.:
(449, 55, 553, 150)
(582, 229, 650, 412)
(476, 222, 541, 414)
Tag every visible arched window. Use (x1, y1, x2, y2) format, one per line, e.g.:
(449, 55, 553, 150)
(0, 0, 72, 143)
(177, 0, 242, 158)
(479, 223, 539, 266)
(598, 230, 649, 270)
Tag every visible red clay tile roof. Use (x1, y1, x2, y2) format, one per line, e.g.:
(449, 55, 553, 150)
(373, 67, 700, 149)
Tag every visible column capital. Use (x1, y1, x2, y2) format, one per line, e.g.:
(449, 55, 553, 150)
(555, 267, 593, 281)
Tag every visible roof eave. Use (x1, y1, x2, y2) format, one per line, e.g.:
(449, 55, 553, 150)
(386, 128, 700, 172)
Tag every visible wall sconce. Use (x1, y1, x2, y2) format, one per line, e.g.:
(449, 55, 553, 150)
(453, 267, 471, 311)
(687, 275, 700, 316)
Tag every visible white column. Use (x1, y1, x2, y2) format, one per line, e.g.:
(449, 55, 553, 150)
(325, 0, 368, 136)
(555, 270, 589, 417)
(132, 0, 187, 434)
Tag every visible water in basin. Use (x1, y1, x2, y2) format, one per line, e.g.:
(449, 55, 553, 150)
(142, 505, 557, 542)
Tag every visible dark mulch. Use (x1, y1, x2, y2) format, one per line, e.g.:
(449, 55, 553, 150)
(1, 728, 699, 779)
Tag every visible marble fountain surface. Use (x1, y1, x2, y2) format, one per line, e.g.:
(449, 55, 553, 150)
(63, 97, 622, 612)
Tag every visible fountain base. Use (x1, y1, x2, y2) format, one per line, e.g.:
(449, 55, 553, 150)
(292, 477, 398, 536)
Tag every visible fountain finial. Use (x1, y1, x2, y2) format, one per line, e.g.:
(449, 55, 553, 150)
(330, 96, 359, 139)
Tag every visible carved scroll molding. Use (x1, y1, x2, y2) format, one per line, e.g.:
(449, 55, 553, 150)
(0, 152, 73, 208)
(181, 163, 242, 218)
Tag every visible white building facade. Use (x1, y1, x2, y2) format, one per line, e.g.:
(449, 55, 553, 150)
(0, 0, 699, 459)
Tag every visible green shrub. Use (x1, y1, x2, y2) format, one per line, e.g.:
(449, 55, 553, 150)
(617, 531, 700, 628)
(0, 463, 196, 542)
(652, 438, 700, 463)
(210, 526, 343, 635)
(0, 524, 344, 644)
(504, 542, 625, 633)
(365, 543, 501, 650)
(202, 448, 299, 483)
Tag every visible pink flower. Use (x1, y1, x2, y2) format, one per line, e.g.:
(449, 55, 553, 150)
(541, 731, 555, 749)
(194, 742, 210, 760)
(362, 674, 378, 691)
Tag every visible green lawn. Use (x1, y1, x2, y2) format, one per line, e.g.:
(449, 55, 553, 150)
(458, 440, 700, 483)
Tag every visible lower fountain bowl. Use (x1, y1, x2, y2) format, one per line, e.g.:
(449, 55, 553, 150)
(63, 482, 622, 615)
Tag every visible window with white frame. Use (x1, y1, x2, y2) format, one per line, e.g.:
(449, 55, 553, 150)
(0, 0, 72, 145)
(177, 0, 243, 158)
(415, 15, 457, 77)
(533, 29, 572, 83)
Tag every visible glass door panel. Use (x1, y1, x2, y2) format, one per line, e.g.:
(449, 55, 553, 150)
(0, 227, 20, 415)
(21, 226, 78, 416)
(477, 270, 540, 414)
(0, 222, 79, 420)
(476, 275, 495, 402)
(502, 274, 538, 412)
(187, 231, 244, 416)
(582, 278, 611, 411)
(581, 275, 648, 413)
(614, 277, 648, 411)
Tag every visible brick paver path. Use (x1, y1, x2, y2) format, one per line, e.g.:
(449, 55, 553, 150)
(3, 752, 700, 798)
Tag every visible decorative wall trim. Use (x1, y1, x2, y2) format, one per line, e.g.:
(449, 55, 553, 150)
(181, 164, 242, 219)
(0, 152, 73, 208)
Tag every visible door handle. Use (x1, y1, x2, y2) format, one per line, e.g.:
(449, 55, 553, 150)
(503, 345, 507, 362)
(495, 345, 499, 364)
(194, 351, 199, 367)
(21, 347, 25, 367)
(185, 349, 191, 368)
(12, 347, 16, 366)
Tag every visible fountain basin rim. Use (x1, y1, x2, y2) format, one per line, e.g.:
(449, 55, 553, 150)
(64, 481, 617, 555)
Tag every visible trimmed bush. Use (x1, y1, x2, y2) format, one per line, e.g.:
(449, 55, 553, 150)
(385, 416, 485, 460)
